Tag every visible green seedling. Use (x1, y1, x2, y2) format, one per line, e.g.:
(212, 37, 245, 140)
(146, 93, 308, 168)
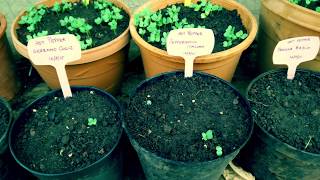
(52, 2, 61, 13)
(88, 117, 97, 126)
(216, 146, 223, 156)
(61, 0, 73, 12)
(19, 5, 48, 33)
(160, 32, 168, 46)
(316, 7, 320, 12)
(223, 25, 248, 48)
(26, 30, 48, 41)
(202, 130, 214, 141)
(82, 0, 90, 7)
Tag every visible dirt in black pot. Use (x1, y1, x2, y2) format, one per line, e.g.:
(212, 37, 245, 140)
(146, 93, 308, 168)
(248, 70, 320, 154)
(0, 102, 9, 137)
(125, 73, 252, 162)
(16, 0, 129, 49)
(12, 89, 121, 173)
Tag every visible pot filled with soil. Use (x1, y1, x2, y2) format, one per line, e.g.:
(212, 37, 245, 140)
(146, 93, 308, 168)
(124, 72, 254, 179)
(242, 69, 320, 179)
(0, 97, 12, 155)
(11, 0, 131, 94)
(130, 0, 257, 81)
(0, 12, 19, 100)
(9, 87, 123, 179)
(258, 0, 320, 73)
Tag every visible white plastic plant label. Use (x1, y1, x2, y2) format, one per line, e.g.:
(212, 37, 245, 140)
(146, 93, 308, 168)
(273, 36, 320, 79)
(27, 34, 81, 98)
(167, 28, 214, 77)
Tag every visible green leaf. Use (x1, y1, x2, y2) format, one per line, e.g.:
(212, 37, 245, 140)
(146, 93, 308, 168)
(200, 13, 206, 19)
(138, 28, 146, 35)
(88, 118, 97, 126)
(95, 17, 102, 25)
(315, 6, 320, 13)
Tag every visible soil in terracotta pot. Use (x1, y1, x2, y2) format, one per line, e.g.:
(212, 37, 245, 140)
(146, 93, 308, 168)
(125, 73, 252, 162)
(289, 0, 320, 12)
(0, 103, 9, 136)
(248, 70, 320, 154)
(138, 3, 247, 53)
(11, 90, 121, 173)
(16, 0, 129, 49)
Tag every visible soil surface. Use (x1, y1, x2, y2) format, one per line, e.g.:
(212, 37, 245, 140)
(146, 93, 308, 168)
(16, 0, 129, 49)
(291, 0, 320, 12)
(0, 102, 9, 137)
(248, 70, 320, 154)
(138, 3, 247, 53)
(11, 89, 121, 173)
(125, 73, 252, 162)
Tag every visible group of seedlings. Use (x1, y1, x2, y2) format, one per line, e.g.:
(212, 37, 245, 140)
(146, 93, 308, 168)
(289, 0, 320, 12)
(134, 0, 248, 50)
(18, 0, 127, 49)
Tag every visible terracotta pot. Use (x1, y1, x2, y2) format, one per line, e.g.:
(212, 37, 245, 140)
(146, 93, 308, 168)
(11, 0, 131, 94)
(258, 0, 320, 72)
(0, 13, 19, 100)
(130, 0, 257, 81)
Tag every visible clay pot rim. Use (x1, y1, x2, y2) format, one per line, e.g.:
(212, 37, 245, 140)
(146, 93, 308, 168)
(0, 12, 7, 38)
(11, 0, 131, 65)
(129, 0, 258, 64)
(262, 0, 320, 31)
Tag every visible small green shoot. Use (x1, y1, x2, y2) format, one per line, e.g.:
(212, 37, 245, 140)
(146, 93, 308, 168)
(88, 118, 97, 126)
(202, 130, 213, 141)
(223, 25, 248, 48)
(82, 0, 90, 7)
(216, 146, 223, 156)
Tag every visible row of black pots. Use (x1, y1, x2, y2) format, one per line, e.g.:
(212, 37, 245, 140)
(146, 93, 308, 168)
(0, 69, 319, 180)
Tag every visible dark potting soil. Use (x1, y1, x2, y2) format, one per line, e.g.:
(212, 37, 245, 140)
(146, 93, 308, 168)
(12, 90, 121, 173)
(139, 3, 247, 53)
(125, 73, 252, 162)
(0, 102, 9, 137)
(248, 70, 320, 154)
(16, 0, 129, 49)
(291, 0, 320, 12)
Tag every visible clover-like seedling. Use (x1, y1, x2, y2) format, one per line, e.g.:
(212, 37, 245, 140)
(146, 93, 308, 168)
(223, 25, 248, 48)
(52, 2, 61, 13)
(216, 146, 223, 156)
(82, 0, 90, 7)
(88, 118, 97, 126)
(62, 0, 73, 13)
(316, 7, 320, 12)
(202, 130, 214, 141)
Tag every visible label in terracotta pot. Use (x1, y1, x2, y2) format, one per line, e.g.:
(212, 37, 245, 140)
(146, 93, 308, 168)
(273, 36, 320, 79)
(27, 34, 81, 98)
(167, 28, 214, 77)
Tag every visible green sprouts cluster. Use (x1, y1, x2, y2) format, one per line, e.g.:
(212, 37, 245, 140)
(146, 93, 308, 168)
(59, 16, 93, 49)
(201, 130, 223, 157)
(191, 0, 223, 19)
(289, 0, 320, 12)
(51, 0, 73, 13)
(19, 0, 125, 50)
(18, 5, 47, 34)
(223, 25, 248, 48)
(134, 4, 206, 46)
(94, 0, 124, 33)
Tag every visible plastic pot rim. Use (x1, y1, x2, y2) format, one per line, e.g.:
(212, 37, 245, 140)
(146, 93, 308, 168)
(0, 96, 12, 145)
(129, 0, 258, 64)
(10, 0, 131, 65)
(123, 71, 254, 166)
(8, 86, 124, 177)
(246, 68, 320, 157)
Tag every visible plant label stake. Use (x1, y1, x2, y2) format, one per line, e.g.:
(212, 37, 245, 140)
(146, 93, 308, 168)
(27, 34, 81, 98)
(167, 28, 214, 77)
(273, 36, 320, 79)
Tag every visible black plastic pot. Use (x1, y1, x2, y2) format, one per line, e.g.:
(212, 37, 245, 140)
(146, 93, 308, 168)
(123, 71, 254, 180)
(0, 97, 12, 155)
(242, 69, 320, 180)
(9, 86, 123, 180)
